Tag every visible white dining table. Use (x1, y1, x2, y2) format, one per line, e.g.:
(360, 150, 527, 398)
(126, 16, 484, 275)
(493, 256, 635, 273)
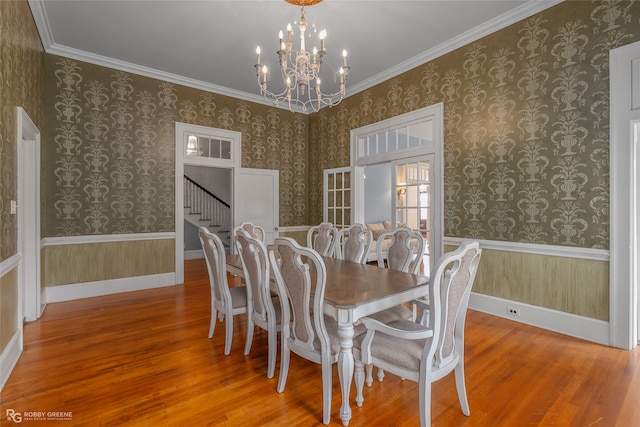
(226, 253, 429, 426)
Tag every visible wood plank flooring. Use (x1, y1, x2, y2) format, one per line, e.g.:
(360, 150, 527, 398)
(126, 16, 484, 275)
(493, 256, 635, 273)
(1, 258, 639, 426)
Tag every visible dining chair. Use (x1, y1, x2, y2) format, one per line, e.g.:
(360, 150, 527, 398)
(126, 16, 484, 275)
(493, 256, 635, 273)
(307, 221, 337, 257)
(268, 237, 341, 425)
(233, 221, 266, 242)
(333, 223, 373, 264)
(198, 227, 248, 355)
(369, 227, 426, 324)
(353, 240, 482, 427)
(366, 227, 427, 382)
(235, 228, 282, 379)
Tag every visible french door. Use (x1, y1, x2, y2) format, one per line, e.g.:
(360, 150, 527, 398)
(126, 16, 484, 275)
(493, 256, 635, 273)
(393, 155, 436, 274)
(323, 166, 364, 228)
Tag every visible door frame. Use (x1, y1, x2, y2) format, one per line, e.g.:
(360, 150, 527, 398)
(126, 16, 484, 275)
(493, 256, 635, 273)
(610, 40, 640, 349)
(17, 107, 42, 322)
(175, 122, 241, 285)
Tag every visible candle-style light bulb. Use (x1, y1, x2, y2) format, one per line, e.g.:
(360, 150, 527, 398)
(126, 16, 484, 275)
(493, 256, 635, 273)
(256, 46, 261, 64)
(342, 49, 348, 66)
(287, 23, 292, 41)
(278, 30, 283, 49)
(319, 29, 326, 52)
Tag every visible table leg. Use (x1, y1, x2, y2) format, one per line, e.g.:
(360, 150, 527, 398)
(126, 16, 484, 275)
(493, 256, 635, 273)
(337, 313, 355, 426)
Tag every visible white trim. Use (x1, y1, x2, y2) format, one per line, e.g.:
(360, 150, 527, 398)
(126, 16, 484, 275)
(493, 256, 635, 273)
(184, 250, 204, 260)
(41, 232, 175, 247)
(28, 0, 561, 114)
(0, 254, 21, 277)
(444, 237, 609, 262)
(45, 273, 177, 303)
(469, 293, 609, 346)
(27, 0, 54, 50)
(17, 107, 42, 322)
(0, 329, 23, 392)
(346, 1, 563, 97)
(610, 41, 640, 350)
(279, 225, 311, 233)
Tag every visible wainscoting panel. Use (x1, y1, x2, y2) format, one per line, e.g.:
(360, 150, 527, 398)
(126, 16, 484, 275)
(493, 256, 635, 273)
(471, 248, 609, 321)
(43, 239, 175, 286)
(0, 263, 19, 350)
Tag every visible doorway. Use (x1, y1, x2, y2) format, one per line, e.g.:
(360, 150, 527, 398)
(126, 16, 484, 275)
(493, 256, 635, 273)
(17, 107, 42, 322)
(610, 40, 640, 349)
(175, 122, 279, 285)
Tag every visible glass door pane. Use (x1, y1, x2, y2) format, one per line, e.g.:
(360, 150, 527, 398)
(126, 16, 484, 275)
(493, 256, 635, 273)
(394, 156, 433, 274)
(324, 167, 352, 228)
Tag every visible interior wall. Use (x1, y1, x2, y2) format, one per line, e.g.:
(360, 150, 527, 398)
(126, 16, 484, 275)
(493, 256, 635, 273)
(42, 54, 310, 287)
(0, 0, 45, 356)
(308, 1, 640, 320)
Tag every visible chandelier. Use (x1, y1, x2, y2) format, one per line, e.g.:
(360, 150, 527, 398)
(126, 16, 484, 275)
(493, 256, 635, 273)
(254, 0, 349, 113)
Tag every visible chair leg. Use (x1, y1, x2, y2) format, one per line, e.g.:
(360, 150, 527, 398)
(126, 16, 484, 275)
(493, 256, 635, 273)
(208, 308, 217, 339)
(224, 311, 233, 355)
(377, 367, 385, 382)
(418, 378, 432, 427)
(276, 345, 290, 393)
(244, 316, 254, 356)
(355, 360, 365, 407)
(321, 359, 332, 425)
(454, 362, 470, 415)
(266, 326, 277, 379)
(365, 364, 373, 386)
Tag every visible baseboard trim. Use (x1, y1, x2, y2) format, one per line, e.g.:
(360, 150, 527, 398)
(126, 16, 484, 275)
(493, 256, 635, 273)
(45, 273, 177, 303)
(184, 250, 204, 260)
(469, 293, 610, 346)
(0, 329, 23, 392)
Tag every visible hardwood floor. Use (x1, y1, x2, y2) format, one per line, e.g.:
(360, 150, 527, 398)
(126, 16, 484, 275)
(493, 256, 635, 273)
(2, 258, 639, 426)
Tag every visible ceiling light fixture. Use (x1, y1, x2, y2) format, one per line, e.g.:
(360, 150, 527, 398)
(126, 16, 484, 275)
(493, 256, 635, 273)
(254, 0, 349, 113)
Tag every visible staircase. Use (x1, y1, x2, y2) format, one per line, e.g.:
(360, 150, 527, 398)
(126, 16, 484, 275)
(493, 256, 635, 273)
(183, 175, 231, 251)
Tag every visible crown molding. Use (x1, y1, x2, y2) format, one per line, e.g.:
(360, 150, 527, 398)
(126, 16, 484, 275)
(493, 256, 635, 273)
(29, 0, 563, 114)
(346, 0, 563, 97)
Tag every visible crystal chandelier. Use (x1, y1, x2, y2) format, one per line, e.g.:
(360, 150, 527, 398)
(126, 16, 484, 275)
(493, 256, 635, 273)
(254, 0, 349, 113)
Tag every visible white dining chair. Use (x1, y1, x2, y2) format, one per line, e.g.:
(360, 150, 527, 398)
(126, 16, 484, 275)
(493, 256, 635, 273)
(233, 221, 266, 244)
(353, 240, 482, 427)
(334, 223, 372, 264)
(307, 222, 337, 257)
(235, 228, 282, 379)
(198, 227, 248, 355)
(269, 237, 341, 425)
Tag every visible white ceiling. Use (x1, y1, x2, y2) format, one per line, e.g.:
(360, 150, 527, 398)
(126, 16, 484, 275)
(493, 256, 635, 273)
(29, 0, 560, 110)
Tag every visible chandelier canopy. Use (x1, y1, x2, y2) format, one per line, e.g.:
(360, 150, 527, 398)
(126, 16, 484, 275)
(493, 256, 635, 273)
(254, 0, 349, 113)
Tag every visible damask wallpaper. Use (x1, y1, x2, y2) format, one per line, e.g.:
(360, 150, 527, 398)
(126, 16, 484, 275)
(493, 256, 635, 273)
(309, 0, 640, 250)
(0, 0, 44, 262)
(43, 56, 309, 237)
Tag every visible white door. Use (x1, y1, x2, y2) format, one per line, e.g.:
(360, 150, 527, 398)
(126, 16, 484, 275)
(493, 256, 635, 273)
(234, 168, 279, 244)
(392, 155, 438, 275)
(323, 166, 364, 227)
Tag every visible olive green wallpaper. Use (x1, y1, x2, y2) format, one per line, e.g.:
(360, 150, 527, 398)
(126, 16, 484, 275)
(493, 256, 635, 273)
(0, 0, 44, 262)
(43, 55, 309, 237)
(308, 0, 640, 250)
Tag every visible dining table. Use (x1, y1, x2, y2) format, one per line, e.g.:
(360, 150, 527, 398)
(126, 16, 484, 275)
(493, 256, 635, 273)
(226, 253, 430, 426)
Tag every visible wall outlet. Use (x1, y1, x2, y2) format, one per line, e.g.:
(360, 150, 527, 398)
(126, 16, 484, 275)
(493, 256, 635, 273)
(506, 306, 520, 317)
(10, 200, 17, 215)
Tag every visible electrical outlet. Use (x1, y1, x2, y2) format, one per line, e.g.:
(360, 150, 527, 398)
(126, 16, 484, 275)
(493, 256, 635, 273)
(10, 200, 17, 215)
(506, 306, 520, 317)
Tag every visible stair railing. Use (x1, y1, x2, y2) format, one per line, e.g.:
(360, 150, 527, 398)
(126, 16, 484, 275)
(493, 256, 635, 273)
(184, 175, 231, 233)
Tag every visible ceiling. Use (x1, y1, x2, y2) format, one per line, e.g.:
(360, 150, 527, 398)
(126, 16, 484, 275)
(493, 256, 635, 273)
(29, 0, 560, 111)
